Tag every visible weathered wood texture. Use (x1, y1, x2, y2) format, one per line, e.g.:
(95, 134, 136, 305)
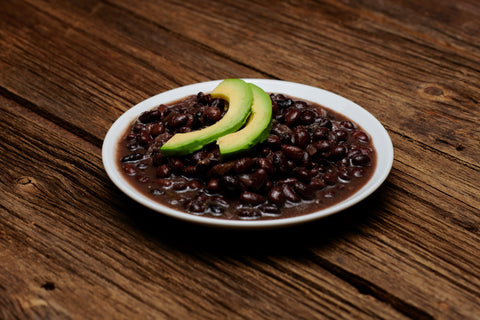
(1, 0, 479, 319)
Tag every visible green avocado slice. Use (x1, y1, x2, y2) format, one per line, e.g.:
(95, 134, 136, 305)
(160, 79, 253, 156)
(217, 83, 272, 156)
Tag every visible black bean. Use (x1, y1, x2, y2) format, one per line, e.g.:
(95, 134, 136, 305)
(149, 123, 165, 137)
(220, 175, 242, 192)
(352, 131, 370, 143)
(282, 184, 300, 202)
(293, 127, 310, 148)
(300, 109, 316, 124)
(294, 167, 312, 182)
(334, 129, 348, 141)
(188, 200, 207, 213)
(277, 98, 294, 109)
(352, 154, 371, 166)
(311, 178, 326, 190)
(169, 113, 189, 128)
(239, 169, 267, 191)
(281, 144, 305, 161)
(294, 101, 309, 109)
(240, 191, 266, 205)
(156, 165, 171, 178)
(211, 98, 225, 109)
(330, 145, 347, 159)
(268, 186, 284, 205)
(265, 134, 281, 149)
(323, 172, 338, 186)
(137, 131, 152, 146)
(169, 158, 185, 172)
(156, 178, 172, 188)
(340, 120, 355, 130)
(206, 178, 220, 192)
(257, 158, 276, 175)
(338, 166, 351, 181)
(121, 153, 143, 163)
(152, 153, 167, 166)
(285, 109, 301, 126)
(233, 157, 256, 173)
(293, 181, 315, 200)
(206, 106, 222, 122)
(237, 208, 261, 219)
(313, 140, 330, 152)
(318, 118, 332, 128)
(189, 180, 202, 189)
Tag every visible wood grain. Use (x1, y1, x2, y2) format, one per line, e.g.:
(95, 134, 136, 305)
(1, 0, 479, 319)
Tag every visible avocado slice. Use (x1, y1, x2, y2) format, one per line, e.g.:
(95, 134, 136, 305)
(161, 79, 253, 156)
(217, 83, 272, 156)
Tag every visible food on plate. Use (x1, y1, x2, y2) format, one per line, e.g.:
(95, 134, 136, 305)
(117, 80, 376, 220)
(161, 79, 253, 156)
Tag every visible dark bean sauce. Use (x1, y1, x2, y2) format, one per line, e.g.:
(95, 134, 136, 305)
(117, 92, 376, 220)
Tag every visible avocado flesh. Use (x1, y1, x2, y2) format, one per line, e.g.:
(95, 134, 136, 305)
(160, 79, 253, 156)
(217, 83, 272, 156)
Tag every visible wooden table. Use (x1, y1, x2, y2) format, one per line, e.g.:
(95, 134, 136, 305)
(1, 0, 479, 319)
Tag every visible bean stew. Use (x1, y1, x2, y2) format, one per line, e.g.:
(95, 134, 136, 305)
(117, 92, 376, 220)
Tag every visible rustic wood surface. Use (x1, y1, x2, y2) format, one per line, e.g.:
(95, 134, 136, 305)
(1, 0, 479, 319)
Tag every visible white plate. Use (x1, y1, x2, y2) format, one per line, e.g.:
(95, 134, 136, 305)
(102, 79, 394, 229)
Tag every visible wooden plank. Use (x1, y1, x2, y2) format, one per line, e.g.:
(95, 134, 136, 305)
(0, 0, 264, 144)
(0, 95, 410, 318)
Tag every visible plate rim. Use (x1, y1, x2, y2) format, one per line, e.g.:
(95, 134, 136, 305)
(102, 79, 394, 229)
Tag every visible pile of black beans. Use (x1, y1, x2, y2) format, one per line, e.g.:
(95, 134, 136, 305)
(118, 92, 375, 220)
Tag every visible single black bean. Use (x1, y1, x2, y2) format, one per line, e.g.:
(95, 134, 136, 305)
(149, 123, 165, 137)
(156, 178, 172, 188)
(330, 145, 347, 159)
(281, 144, 305, 161)
(206, 106, 222, 122)
(206, 178, 220, 192)
(282, 184, 300, 202)
(267, 186, 284, 205)
(352, 131, 370, 143)
(240, 191, 266, 205)
(285, 109, 301, 126)
(293, 127, 310, 148)
(352, 154, 371, 166)
(340, 120, 355, 130)
(300, 109, 316, 124)
(265, 134, 281, 148)
(156, 165, 171, 178)
(312, 127, 329, 140)
(169, 113, 189, 128)
(334, 129, 348, 141)
(233, 157, 256, 173)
